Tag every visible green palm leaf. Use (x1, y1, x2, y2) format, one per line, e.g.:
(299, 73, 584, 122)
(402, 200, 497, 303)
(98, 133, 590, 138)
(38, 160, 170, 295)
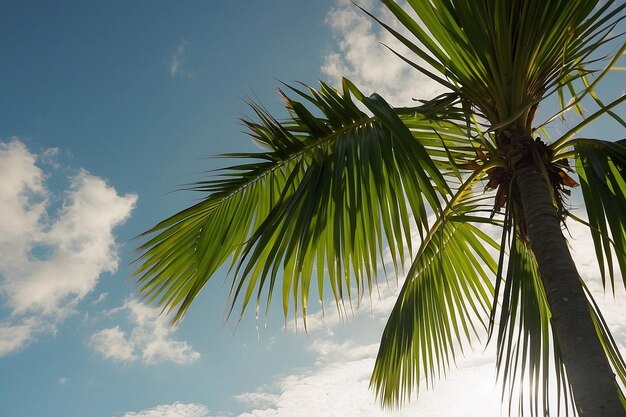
(494, 234, 573, 417)
(135, 79, 473, 324)
(574, 139, 626, 291)
(491, 214, 625, 417)
(371, 171, 499, 408)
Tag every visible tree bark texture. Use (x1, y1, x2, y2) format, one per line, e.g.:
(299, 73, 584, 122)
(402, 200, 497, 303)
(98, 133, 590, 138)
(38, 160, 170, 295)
(513, 139, 625, 416)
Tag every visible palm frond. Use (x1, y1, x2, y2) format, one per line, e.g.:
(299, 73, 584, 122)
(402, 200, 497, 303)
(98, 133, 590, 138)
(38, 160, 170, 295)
(494, 235, 574, 417)
(573, 139, 626, 291)
(371, 170, 499, 408)
(135, 79, 476, 324)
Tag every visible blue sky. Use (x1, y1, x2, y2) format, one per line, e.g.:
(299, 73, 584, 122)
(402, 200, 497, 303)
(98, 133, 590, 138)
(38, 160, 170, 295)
(1, 1, 624, 417)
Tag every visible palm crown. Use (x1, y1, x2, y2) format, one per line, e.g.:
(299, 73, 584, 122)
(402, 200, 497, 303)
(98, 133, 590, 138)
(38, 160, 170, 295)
(135, 0, 626, 415)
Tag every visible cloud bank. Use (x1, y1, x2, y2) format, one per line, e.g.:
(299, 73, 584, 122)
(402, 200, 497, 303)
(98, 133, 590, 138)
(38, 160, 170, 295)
(0, 138, 137, 356)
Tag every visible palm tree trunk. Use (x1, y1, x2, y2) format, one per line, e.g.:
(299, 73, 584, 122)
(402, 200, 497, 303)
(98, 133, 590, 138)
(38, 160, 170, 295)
(512, 135, 625, 416)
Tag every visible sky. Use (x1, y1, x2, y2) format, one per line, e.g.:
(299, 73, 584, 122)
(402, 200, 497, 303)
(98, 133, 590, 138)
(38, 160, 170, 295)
(0, 1, 624, 417)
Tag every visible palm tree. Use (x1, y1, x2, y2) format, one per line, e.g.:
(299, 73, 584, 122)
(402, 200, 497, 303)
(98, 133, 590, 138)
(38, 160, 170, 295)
(135, 0, 626, 415)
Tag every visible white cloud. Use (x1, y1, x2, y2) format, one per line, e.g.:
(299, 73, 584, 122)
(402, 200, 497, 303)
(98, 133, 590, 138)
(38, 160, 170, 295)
(0, 317, 43, 356)
(91, 300, 200, 365)
(170, 40, 190, 78)
(123, 402, 209, 417)
(0, 138, 137, 356)
(40, 146, 60, 168)
(90, 325, 137, 362)
(93, 292, 109, 305)
(322, 0, 446, 106)
(234, 391, 280, 410)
